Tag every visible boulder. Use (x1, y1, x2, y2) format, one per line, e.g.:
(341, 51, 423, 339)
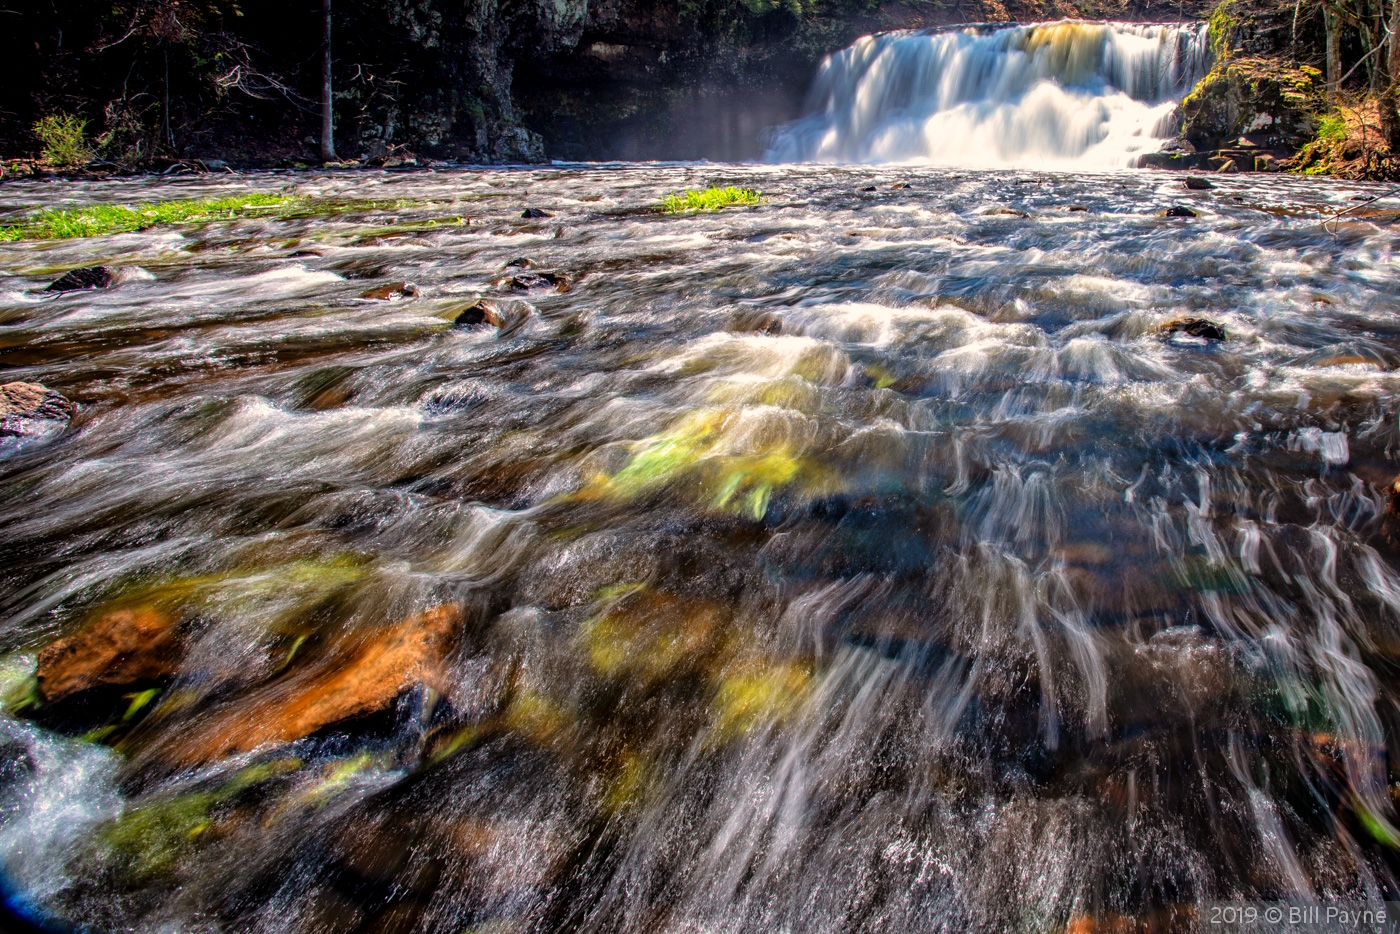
(0, 381, 73, 442)
(1160, 317, 1227, 342)
(1178, 59, 1323, 153)
(168, 604, 463, 765)
(1164, 206, 1198, 218)
(45, 266, 114, 292)
(1184, 176, 1215, 190)
(36, 607, 184, 701)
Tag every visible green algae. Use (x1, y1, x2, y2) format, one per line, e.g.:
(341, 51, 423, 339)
(580, 409, 831, 519)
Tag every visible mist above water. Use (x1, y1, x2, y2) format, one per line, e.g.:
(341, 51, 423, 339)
(766, 21, 1212, 167)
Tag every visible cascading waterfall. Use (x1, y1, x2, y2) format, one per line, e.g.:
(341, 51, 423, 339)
(765, 20, 1212, 167)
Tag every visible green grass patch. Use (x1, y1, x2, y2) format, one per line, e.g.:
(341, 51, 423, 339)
(658, 186, 761, 214)
(0, 193, 297, 242)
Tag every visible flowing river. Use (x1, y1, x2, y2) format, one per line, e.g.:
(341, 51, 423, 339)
(2, 164, 1400, 932)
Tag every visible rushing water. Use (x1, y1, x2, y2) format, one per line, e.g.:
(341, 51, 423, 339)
(766, 21, 1212, 167)
(2, 164, 1400, 931)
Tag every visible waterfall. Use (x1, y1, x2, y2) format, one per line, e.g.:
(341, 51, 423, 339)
(765, 20, 1212, 168)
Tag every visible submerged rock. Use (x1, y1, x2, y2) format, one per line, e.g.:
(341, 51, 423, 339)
(0, 381, 73, 444)
(1164, 205, 1198, 218)
(36, 607, 184, 701)
(1160, 317, 1227, 342)
(360, 281, 420, 300)
(1184, 176, 1215, 190)
(520, 207, 552, 219)
(45, 266, 115, 292)
(167, 603, 462, 764)
(493, 272, 571, 293)
(450, 300, 506, 328)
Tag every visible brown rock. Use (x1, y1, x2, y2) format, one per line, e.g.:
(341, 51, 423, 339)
(1159, 317, 1226, 341)
(360, 282, 420, 300)
(0, 382, 72, 422)
(451, 300, 505, 328)
(170, 604, 462, 764)
(36, 607, 184, 701)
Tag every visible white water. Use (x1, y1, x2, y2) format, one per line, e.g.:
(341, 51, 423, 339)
(766, 20, 1212, 168)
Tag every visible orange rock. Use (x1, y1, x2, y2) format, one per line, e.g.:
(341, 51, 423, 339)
(36, 607, 183, 701)
(170, 604, 462, 765)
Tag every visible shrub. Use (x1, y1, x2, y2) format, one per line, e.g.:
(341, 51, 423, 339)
(33, 113, 94, 167)
(658, 186, 761, 214)
(1316, 111, 1348, 142)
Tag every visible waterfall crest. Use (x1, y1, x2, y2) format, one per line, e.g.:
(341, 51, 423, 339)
(765, 20, 1212, 167)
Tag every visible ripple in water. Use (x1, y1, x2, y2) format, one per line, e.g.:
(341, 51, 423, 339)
(0, 166, 1399, 931)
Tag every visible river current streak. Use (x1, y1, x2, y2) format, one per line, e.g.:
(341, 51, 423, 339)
(0, 164, 1399, 932)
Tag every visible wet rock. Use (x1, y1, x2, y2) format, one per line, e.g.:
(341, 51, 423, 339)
(859, 185, 878, 191)
(1068, 205, 1088, 212)
(1184, 176, 1215, 190)
(289, 249, 323, 258)
(729, 309, 782, 335)
(520, 208, 552, 219)
(1214, 159, 1239, 173)
(36, 607, 184, 701)
(0, 381, 73, 441)
(889, 182, 910, 189)
(1159, 317, 1227, 342)
(45, 266, 115, 292)
(987, 207, 1030, 217)
(493, 272, 571, 293)
(505, 257, 536, 268)
(168, 604, 463, 765)
(449, 299, 505, 328)
(1164, 205, 1198, 218)
(359, 282, 420, 300)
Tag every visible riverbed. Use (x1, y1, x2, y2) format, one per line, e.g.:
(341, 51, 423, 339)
(2, 164, 1400, 931)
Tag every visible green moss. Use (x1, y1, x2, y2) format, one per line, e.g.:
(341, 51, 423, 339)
(1207, 0, 1237, 60)
(658, 186, 760, 214)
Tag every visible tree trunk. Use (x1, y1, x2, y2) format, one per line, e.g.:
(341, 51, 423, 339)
(1326, 4, 1341, 99)
(1386, 0, 1400, 152)
(319, 0, 337, 162)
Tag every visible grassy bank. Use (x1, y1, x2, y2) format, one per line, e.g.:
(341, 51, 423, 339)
(0, 193, 297, 242)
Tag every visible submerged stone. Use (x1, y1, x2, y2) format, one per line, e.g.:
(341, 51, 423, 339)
(36, 607, 183, 701)
(45, 266, 114, 292)
(166, 603, 462, 764)
(0, 381, 73, 444)
(520, 207, 552, 219)
(359, 281, 420, 300)
(1164, 205, 1198, 217)
(1160, 317, 1227, 341)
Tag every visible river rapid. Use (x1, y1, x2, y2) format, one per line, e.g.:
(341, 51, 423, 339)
(2, 164, 1400, 932)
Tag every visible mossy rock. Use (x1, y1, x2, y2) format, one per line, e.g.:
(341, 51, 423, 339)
(1178, 58, 1324, 151)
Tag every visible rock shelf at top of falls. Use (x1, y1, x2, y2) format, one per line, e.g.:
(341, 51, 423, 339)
(3, 165, 1400, 933)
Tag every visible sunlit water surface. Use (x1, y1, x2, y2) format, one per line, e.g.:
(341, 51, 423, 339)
(2, 165, 1400, 932)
